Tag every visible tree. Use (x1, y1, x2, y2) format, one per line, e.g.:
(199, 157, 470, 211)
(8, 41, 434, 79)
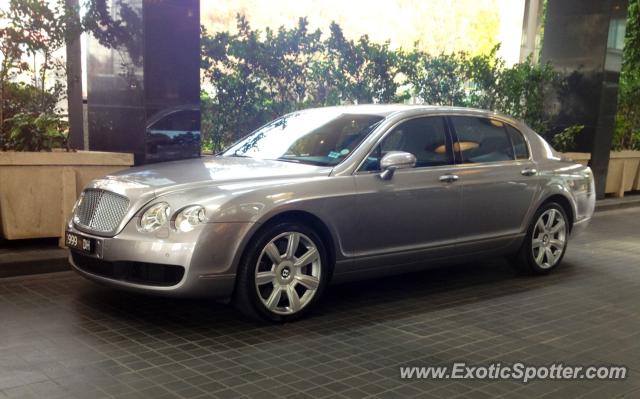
(325, 22, 405, 104)
(404, 50, 467, 106)
(403, 44, 559, 134)
(200, 16, 563, 151)
(492, 56, 558, 134)
(0, 0, 85, 150)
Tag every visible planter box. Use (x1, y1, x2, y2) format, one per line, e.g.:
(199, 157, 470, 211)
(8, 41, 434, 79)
(562, 151, 640, 197)
(0, 151, 133, 244)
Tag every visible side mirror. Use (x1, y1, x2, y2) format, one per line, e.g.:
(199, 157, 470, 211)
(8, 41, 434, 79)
(379, 151, 416, 180)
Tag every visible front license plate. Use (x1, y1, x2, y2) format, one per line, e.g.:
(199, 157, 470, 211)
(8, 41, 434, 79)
(65, 231, 95, 254)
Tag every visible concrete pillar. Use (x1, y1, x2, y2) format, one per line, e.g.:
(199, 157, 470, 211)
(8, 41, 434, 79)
(519, 0, 542, 62)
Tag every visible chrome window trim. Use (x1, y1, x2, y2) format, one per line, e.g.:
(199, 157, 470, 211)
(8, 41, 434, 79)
(447, 159, 534, 170)
(351, 111, 535, 175)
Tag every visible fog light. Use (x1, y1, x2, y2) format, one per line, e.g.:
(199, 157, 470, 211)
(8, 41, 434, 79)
(139, 202, 171, 232)
(173, 205, 207, 232)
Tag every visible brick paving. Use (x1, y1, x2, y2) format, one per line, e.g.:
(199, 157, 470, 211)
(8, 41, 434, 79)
(0, 208, 639, 398)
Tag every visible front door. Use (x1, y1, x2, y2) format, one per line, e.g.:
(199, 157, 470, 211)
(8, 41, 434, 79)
(351, 116, 461, 267)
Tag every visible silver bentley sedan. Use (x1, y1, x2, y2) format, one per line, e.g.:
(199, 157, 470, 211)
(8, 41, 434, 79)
(66, 105, 595, 321)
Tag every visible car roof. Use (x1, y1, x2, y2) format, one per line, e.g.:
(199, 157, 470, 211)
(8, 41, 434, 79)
(293, 104, 521, 125)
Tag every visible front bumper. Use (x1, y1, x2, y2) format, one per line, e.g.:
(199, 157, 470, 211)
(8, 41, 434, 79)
(67, 220, 255, 298)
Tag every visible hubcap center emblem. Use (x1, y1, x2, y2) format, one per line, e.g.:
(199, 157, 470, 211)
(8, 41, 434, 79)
(542, 235, 549, 244)
(281, 267, 291, 279)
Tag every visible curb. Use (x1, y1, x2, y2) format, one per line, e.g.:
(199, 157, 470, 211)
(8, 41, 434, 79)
(0, 249, 70, 279)
(595, 198, 640, 213)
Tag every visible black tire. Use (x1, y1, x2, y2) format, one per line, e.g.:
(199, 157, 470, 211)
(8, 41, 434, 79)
(513, 202, 570, 275)
(233, 221, 329, 322)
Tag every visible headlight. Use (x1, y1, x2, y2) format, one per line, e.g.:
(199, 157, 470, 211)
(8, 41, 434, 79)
(139, 202, 171, 232)
(173, 205, 207, 232)
(69, 193, 84, 227)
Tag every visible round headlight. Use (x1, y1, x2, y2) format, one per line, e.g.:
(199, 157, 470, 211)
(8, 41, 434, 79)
(173, 205, 207, 232)
(139, 202, 171, 232)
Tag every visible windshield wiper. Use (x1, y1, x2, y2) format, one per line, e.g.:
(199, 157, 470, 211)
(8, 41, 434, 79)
(274, 157, 328, 166)
(275, 158, 301, 163)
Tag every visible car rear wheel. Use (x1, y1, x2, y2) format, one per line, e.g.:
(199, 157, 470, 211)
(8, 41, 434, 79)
(515, 202, 569, 274)
(234, 221, 328, 322)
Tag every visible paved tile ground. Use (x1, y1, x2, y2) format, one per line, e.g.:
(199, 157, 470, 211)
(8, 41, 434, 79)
(1, 208, 639, 399)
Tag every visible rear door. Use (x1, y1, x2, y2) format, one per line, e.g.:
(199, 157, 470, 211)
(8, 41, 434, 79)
(448, 116, 540, 248)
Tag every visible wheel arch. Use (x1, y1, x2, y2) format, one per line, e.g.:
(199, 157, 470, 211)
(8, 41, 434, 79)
(539, 194, 575, 231)
(234, 209, 338, 281)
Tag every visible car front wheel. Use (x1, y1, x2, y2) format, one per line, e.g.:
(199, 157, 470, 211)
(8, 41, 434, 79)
(516, 202, 569, 274)
(234, 221, 328, 322)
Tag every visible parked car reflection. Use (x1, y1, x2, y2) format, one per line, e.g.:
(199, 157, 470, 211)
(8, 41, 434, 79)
(145, 105, 200, 163)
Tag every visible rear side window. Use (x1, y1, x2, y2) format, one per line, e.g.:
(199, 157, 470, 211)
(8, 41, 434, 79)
(506, 125, 529, 160)
(450, 116, 514, 163)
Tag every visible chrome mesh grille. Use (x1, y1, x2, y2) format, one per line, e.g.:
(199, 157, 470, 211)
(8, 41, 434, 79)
(73, 189, 130, 235)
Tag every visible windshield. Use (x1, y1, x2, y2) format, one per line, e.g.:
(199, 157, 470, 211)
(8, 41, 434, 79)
(222, 110, 384, 166)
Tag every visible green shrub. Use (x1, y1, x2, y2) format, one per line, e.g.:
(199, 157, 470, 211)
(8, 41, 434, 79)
(403, 51, 468, 106)
(200, 17, 562, 151)
(552, 125, 584, 153)
(6, 112, 68, 151)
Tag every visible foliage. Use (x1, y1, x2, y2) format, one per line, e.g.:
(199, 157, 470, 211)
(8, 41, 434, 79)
(490, 55, 558, 134)
(201, 16, 561, 151)
(200, 16, 409, 151)
(403, 51, 468, 106)
(6, 112, 68, 151)
(403, 45, 558, 135)
(82, 0, 143, 67)
(325, 22, 406, 104)
(201, 16, 324, 152)
(0, 0, 83, 151)
(463, 47, 504, 110)
(203, 0, 501, 57)
(613, 0, 640, 151)
(551, 124, 584, 153)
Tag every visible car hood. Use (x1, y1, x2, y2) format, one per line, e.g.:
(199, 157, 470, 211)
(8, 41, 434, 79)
(90, 156, 332, 199)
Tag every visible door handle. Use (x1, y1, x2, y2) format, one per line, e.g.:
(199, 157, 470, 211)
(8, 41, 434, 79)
(521, 168, 537, 176)
(439, 174, 459, 183)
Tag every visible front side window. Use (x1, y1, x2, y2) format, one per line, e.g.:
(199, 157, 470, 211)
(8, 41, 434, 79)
(450, 116, 514, 163)
(223, 111, 383, 166)
(361, 116, 451, 171)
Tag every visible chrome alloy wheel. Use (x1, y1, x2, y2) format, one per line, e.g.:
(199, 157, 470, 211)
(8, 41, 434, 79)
(532, 208, 567, 269)
(254, 232, 321, 315)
